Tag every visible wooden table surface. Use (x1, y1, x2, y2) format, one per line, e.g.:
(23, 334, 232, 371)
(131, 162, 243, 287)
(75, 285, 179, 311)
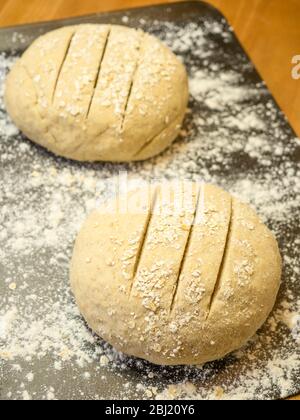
(0, 0, 298, 400)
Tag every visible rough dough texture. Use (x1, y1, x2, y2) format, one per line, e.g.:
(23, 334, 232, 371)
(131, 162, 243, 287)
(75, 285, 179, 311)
(70, 183, 282, 365)
(4, 24, 188, 162)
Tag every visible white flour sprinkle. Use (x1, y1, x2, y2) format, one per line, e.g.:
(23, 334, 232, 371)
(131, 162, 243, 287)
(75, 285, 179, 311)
(0, 15, 299, 401)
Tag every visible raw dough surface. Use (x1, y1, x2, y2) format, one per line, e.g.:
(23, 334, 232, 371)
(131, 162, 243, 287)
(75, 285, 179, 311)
(5, 24, 188, 162)
(70, 183, 282, 365)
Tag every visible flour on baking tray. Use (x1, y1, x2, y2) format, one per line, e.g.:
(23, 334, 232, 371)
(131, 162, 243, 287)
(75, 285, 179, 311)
(0, 16, 299, 401)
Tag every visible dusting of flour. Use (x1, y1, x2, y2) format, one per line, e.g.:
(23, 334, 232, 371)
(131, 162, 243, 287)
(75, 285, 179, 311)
(0, 13, 299, 400)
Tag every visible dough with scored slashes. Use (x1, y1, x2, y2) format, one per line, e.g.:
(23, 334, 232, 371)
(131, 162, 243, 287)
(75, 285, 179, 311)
(5, 24, 188, 162)
(70, 183, 282, 365)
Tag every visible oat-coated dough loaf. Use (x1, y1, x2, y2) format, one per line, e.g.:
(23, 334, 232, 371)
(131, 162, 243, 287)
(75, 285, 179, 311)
(5, 24, 188, 162)
(70, 183, 282, 365)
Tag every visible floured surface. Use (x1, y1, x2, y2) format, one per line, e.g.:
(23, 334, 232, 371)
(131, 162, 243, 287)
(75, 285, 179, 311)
(0, 3, 299, 400)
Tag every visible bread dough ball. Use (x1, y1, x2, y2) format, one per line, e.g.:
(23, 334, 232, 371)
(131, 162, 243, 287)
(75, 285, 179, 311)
(5, 24, 188, 162)
(70, 183, 281, 365)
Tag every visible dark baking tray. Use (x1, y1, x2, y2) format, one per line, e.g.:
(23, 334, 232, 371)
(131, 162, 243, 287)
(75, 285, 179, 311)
(0, 1, 299, 400)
